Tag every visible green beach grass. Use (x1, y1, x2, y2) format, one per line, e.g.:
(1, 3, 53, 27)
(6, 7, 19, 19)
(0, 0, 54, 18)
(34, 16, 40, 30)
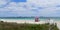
(0, 21, 59, 30)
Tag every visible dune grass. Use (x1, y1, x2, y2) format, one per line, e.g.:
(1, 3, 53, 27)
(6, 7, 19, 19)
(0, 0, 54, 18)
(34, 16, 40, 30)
(0, 21, 59, 30)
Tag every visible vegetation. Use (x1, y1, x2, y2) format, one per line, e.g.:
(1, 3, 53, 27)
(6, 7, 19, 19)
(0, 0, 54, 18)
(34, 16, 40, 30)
(0, 21, 59, 30)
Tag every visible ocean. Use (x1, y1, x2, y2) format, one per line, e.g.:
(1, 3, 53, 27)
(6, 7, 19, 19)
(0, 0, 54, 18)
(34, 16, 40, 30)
(0, 17, 60, 21)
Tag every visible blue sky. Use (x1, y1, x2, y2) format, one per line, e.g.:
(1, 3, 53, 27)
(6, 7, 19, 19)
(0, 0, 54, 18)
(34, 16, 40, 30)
(0, 0, 60, 17)
(11, 0, 26, 2)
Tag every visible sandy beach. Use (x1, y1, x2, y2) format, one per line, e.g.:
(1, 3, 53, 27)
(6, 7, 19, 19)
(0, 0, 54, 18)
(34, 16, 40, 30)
(1, 19, 46, 24)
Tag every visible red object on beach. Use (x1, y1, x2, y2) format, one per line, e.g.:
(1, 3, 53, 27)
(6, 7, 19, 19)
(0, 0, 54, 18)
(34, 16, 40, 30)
(35, 17, 39, 22)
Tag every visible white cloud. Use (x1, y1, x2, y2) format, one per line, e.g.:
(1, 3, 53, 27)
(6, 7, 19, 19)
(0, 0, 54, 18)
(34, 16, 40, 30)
(0, 0, 60, 17)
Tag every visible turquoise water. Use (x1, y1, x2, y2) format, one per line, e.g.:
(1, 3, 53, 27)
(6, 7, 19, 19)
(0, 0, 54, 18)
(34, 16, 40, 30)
(0, 17, 60, 21)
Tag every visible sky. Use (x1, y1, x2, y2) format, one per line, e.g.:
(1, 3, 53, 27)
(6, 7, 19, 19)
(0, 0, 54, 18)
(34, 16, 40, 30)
(0, 0, 60, 17)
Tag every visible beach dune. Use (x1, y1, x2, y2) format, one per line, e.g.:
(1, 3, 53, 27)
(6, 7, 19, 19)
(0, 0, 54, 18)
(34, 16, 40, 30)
(1, 19, 60, 29)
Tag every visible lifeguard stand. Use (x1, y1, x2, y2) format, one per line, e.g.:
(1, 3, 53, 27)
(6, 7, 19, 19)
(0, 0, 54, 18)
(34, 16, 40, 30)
(35, 17, 39, 22)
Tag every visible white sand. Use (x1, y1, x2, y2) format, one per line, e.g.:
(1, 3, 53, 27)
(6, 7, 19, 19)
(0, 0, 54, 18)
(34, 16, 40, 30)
(1, 19, 46, 24)
(1, 19, 60, 29)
